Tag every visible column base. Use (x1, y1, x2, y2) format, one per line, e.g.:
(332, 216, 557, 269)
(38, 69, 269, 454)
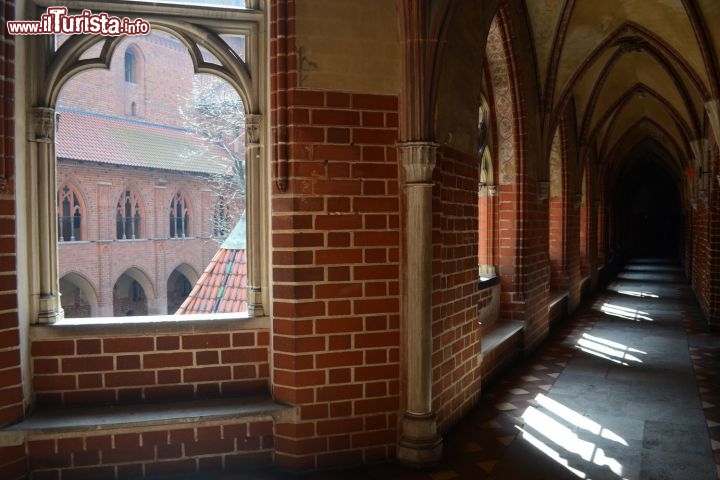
(37, 294, 63, 324)
(248, 287, 265, 316)
(397, 412, 443, 468)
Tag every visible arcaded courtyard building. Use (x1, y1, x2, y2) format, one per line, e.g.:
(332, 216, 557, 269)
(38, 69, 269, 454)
(0, 0, 719, 479)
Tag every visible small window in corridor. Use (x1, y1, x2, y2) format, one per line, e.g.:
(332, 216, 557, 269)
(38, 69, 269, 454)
(477, 98, 497, 281)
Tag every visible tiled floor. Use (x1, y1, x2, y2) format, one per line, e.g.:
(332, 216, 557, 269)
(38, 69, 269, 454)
(232, 259, 720, 480)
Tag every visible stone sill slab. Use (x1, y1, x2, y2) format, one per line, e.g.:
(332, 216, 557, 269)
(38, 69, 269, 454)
(0, 395, 295, 446)
(482, 320, 524, 354)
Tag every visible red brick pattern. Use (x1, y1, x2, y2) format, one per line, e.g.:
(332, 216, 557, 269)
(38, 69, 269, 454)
(270, 3, 400, 464)
(691, 201, 710, 321)
(27, 421, 273, 479)
(432, 146, 482, 431)
(270, 86, 401, 469)
(31, 330, 269, 407)
(0, 0, 22, 433)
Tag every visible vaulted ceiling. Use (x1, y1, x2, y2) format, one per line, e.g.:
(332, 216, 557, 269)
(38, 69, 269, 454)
(525, 0, 719, 182)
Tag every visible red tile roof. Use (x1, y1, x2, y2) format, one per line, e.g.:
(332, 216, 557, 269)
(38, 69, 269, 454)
(175, 220, 248, 314)
(56, 108, 233, 175)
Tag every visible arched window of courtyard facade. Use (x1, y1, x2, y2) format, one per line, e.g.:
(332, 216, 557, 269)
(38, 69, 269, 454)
(57, 184, 84, 242)
(213, 197, 230, 238)
(124, 48, 139, 84)
(116, 189, 142, 240)
(169, 191, 190, 238)
(29, 3, 266, 324)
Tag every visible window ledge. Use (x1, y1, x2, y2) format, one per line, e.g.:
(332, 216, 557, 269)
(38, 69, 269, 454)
(31, 313, 269, 339)
(478, 275, 499, 291)
(482, 320, 524, 354)
(0, 395, 295, 447)
(548, 290, 569, 310)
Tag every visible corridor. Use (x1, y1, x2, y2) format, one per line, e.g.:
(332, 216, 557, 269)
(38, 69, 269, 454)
(249, 259, 720, 480)
(475, 259, 719, 480)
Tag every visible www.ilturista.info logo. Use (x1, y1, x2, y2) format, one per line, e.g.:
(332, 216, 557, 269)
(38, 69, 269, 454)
(7, 7, 151, 36)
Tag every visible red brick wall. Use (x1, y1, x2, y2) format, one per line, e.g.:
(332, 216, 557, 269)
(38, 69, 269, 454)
(31, 329, 269, 407)
(691, 203, 709, 320)
(0, 3, 26, 479)
(561, 117, 582, 312)
(431, 146, 482, 432)
(27, 420, 273, 479)
(57, 33, 195, 128)
(270, 5, 401, 467)
(549, 195, 565, 288)
(269, 86, 401, 470)
(692, 143, 720, 325)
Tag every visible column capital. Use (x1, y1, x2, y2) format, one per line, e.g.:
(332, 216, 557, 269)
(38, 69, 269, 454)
(706, 100, 719, 147)
(398, 141, 438, 183)
(28, 107, 56, 143)
(690, 138, 709, 164)
(245, 114, 262, 145)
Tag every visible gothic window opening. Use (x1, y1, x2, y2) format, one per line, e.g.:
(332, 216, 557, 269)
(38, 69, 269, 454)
(57, 185, 82, 242)
(125, 49, 138, 83)
(213, 197, 230, 237)
(169, 191, 190, 238)
(116, 189, 142, 240)
(477, 99, 496, 280)
(43, 7, 262, 323)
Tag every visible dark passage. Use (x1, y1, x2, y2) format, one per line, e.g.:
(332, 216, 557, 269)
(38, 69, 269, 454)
(615, 156, 683, 258)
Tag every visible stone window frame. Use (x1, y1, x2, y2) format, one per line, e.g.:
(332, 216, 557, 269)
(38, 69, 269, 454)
(18, 0, 268, 325)
(116, 187, 144, 240)
(168, 190, 191, 239)
(56, 182, 85, 242)
(124, 46, 140, 84)
(477, 96, 498, 287)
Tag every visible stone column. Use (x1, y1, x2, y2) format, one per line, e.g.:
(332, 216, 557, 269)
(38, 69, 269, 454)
(246, 114, 265, 316)
(397, 141, 442, 466)
(29, 107, 63, 323)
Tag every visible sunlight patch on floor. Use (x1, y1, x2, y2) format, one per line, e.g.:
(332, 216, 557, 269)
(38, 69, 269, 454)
(598, 302, 654, 322)
(518, 394, 628, 479)
(617, 289, 659, 298)
(576, 333, 646, 366)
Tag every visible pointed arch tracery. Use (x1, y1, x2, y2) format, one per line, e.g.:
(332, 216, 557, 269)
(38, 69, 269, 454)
(57, 183, 85, 242)
(169, 191, 191, 238)
(116, 188, 142, 240)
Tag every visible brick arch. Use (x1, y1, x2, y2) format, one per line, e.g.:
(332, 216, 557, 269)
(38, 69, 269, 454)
(485, 6, 525, 313)
(167, 264, 198, 314)
(113, 266, 155, 317)
(59, 271, 99, 318)
(168, 262, 199, 286)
